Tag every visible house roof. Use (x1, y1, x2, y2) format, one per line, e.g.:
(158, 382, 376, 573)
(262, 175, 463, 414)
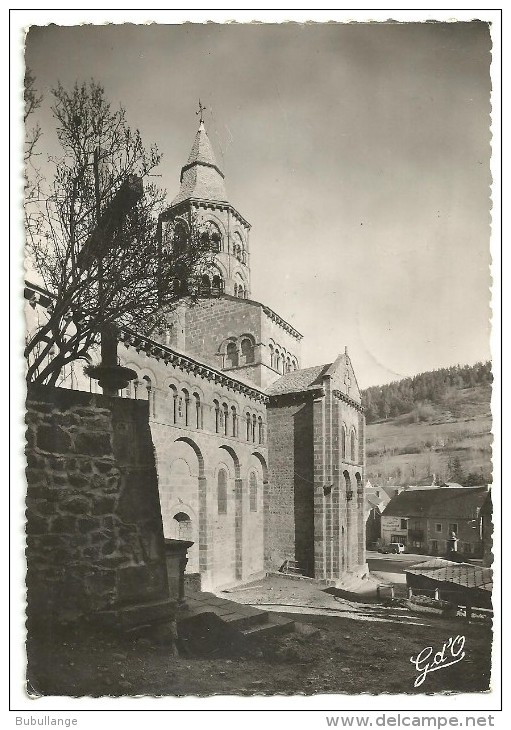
(406, 559, 492, 592)
(265, 363, 332, 396)
(366, 487, 391, 510)
(382, 486, 488, 520)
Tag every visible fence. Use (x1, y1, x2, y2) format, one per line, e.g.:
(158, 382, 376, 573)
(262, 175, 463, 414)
(376, 584, 493, 620)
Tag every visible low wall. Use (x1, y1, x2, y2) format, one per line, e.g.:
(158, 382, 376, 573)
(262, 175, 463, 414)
(25, 385, 170, 627)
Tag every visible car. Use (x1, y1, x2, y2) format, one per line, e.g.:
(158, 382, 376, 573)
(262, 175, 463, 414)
(379, 542, 405, 554)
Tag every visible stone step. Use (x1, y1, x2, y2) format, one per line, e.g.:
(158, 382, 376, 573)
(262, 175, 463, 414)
(240, 613, 295, 639)
(96, 597, 176, 631)
(221, 608, 269, 631)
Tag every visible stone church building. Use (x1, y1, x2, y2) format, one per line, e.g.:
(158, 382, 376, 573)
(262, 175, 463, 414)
(25, 118, 367, 591)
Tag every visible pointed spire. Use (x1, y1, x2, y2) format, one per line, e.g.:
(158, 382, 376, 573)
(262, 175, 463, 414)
(172, 115, 227, 206)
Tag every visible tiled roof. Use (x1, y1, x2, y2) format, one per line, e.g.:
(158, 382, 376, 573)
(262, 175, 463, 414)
(406, 559, 492, 591)
(266, 363, 332, 396)
(382, 486, 488, 519)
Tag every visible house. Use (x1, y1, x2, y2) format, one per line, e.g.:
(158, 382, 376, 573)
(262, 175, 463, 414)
(365, 486, 391, 547)
(381, 486, 489, 557)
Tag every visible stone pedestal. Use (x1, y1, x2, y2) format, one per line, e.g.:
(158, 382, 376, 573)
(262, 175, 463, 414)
(164, 539, 194, 604)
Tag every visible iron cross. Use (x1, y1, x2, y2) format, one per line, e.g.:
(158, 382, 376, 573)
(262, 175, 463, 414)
(196, 99, 207, 124)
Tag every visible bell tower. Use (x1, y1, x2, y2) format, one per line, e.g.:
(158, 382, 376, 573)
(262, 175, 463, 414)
(160, 105, 251, 299)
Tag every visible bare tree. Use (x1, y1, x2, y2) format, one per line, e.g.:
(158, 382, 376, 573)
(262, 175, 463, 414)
(25, 80, 212, 385)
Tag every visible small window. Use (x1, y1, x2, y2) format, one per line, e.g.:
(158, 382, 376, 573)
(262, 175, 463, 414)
(258, 416, 263, 444)
(231, 406, 237, 438)
(246, 413, 251, 441)
(350, 429, 356, 462)
(435, 523, 442, 533)
(182, 389, 190, 426)
(213, 400, 220, 434)
(249, 472, 257, 512)
(200, 274, 211, 296)
(193, 393, 202, 429)
(212, 274, 224, 295)
(222, 403, 229, 436)
(217, 469, 227, 514)
(241, 338, 254, 364)
(449, 523, 459, 535)
(226, 341, 238, 368)
(400, 519, 407, 530)
(169, 384, 178, 424)
(341, 425, 347, 459)
(252, 414, 257, 443)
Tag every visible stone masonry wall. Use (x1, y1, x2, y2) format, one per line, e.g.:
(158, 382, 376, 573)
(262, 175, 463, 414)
(25, 385, 169, 626)
(266, 395, 315, 574)
(183, 297, 262, 376)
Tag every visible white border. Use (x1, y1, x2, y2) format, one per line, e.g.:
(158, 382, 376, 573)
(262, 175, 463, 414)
(7, 4, 504, 723)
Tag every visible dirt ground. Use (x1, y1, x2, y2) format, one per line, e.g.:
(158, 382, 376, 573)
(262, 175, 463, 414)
(26, 597, 492, 697)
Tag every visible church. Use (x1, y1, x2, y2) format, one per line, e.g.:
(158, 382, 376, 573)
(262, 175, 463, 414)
(25, 116, 367, 592)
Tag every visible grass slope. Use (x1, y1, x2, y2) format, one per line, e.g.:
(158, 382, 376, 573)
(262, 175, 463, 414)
(365, 385, 492, 485)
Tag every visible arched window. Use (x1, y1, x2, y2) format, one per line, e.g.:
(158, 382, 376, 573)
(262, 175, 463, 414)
(249, 472, 258, 512)
(210, 230, 221, 252)
(182, 389, 190, 426)
(292, 359, 298, 371)
(142, 375, 152, 400)
(238, 284, 244, 299)
(344, 471, 353, 501)
(234, 284, 238, 297)
(212, 274, 224, 296)
(173, 221, 188, 254)
(258, 416, 263, 444)
(351, 429, 357, 462)
(269, 344, 274, 368)
(241, 337, 254, 364)
(169, 384, 178, 424)
(214, 400, 220, 434)
(201, 221, 223, 252)
(252, 414, 257, 443)
(193, 393, 202, 429)
(286, 357, 291, 373)
(217, 469, 227, 514)
(226, 341, 238, 368)
(143, 376, 154, 416)
(246, 412, 251, 441)
(341, 424, 347, 459)
(173, 512, 192, 541)
(222, 403, 229, 436)
(231, 406, 237, 438)
(200, 274, 211, 296)
(275, 350, 281, 372)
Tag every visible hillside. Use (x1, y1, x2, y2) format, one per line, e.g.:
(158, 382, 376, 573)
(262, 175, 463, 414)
(362, 366, 493, 486)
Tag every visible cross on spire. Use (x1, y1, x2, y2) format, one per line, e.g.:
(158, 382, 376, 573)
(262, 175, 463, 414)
(196, 99, 207, 124)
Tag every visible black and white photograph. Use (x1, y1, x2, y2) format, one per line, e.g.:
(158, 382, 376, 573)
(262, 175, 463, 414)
(11, 7, 501, 718)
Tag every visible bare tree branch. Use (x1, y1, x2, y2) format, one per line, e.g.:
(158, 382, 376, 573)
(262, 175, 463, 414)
(26, 79, 213, 385)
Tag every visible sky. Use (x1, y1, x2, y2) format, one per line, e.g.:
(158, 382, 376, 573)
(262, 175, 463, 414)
(23, 21, 493, 389)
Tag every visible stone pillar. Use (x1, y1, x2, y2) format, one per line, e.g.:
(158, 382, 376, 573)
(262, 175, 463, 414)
(164, 539, 193, 604)
(358, 412, 367, 566)
(234, 477, 243, 580)
(323, 383, 333, 579)
(198, 475, 212, 582)
(313, 393, 326, 579)
(351, 474, 359, 569)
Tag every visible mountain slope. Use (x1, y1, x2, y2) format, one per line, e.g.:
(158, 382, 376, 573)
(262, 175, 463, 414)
(362, 366, 493, 486)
